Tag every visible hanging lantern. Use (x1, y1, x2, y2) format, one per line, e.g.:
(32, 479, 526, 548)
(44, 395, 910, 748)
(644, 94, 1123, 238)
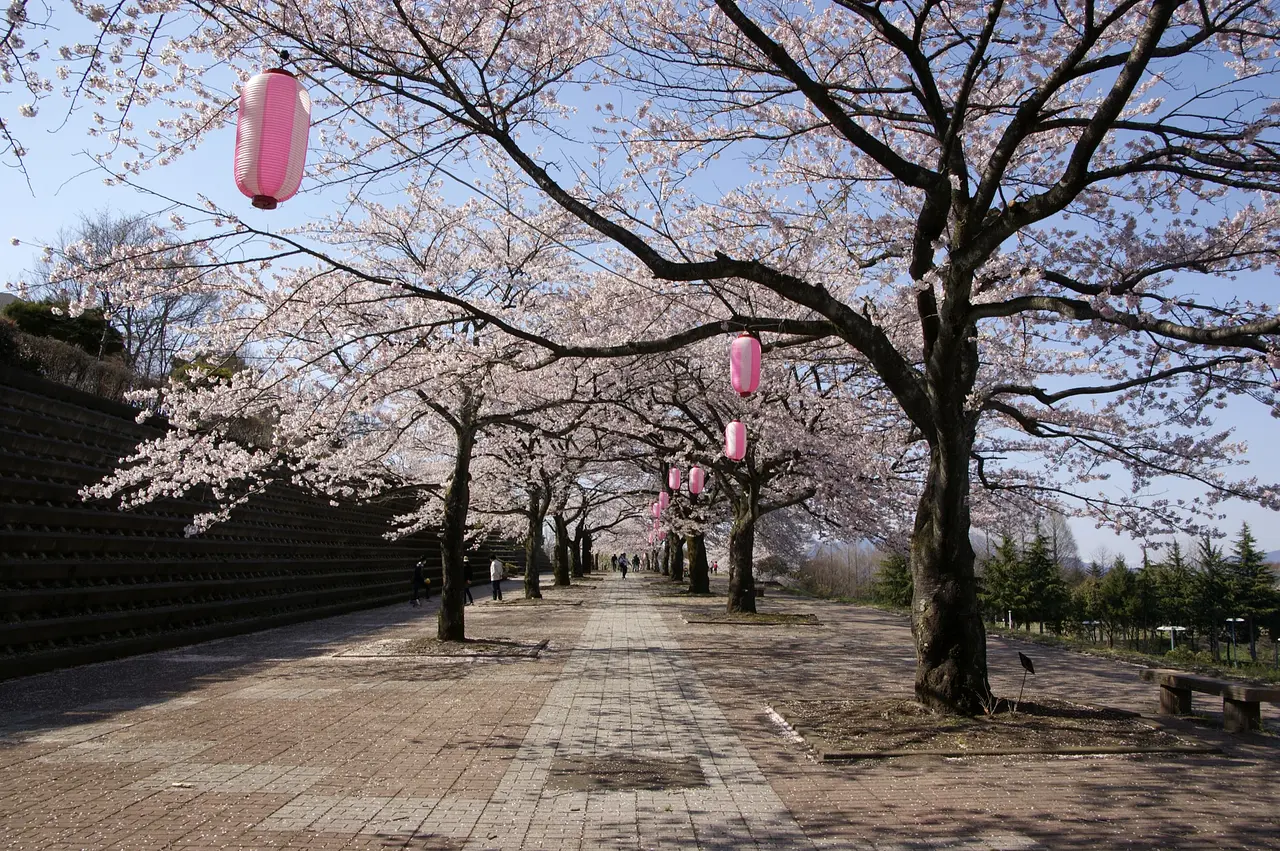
(668, 468, 681, 491)
(724, 420, 747, 461)
(689, 466, 705, 495)
(658, 491, 670, 510)
(234, 68, 312, 210)
(729, 332, 761, 396)
(651, 501, 661, 519)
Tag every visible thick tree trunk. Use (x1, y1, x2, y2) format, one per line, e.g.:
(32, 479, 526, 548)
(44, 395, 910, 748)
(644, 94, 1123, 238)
(669, 534, 685, 583)
(661, 542, 670, 575)
(437, 428, 475, 641)
(726, 489, 757, 614)
(552, 512, 571, 586)
(582, 529, 593, 574)
(909, 434, 991, 714)
(686, 533, 710, 594)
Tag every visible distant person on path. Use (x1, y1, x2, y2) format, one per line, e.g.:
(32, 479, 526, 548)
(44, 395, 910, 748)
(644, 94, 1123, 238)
(711, 560, 718, 574)
(462, 558, 475, 606)
(412, 559, 427, 606)
(489, 557, 504, 601)
(611, 554, 618, 571)
(632, 554, 640, 573)
(620, 556, 628, 579)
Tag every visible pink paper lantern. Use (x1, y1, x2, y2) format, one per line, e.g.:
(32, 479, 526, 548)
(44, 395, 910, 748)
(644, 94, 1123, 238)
(689, 466, 705, 495)
(724, 420, 747, 461)
(668, 468, 681, 491)
(651, 501, 661, 519)
(729, 333, 761, 396)
(658, 491, 670, 510)
(234, 69, 311, 210)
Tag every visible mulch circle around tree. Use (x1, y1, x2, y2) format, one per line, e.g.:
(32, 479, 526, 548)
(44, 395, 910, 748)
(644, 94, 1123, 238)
(497, 597, 584, 606)
(684, 611, 820, 625)
(336, 637, 549, 659)
(770, 697, 1220, 761)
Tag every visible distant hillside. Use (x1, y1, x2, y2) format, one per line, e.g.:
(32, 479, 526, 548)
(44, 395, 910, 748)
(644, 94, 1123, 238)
(1268, 550, 1280, 565)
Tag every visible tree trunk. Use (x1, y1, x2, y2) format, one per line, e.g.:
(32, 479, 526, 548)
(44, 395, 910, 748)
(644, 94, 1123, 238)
(582, 529, 593, 574)
(726, 489, 757, 614)
(686, 532, 710, 594)
(669, 534, 685, 583)
(524, 490, 544, 600)
(909, 432, 992, 715)
(661, 542, 670, 575)
(552, 512, 571, 586)
(437, 427, 475, 641)
(571, 522, 585, 578)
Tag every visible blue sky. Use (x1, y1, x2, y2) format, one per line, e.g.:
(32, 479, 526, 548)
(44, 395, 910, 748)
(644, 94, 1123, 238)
(2, 71, 1278, 562)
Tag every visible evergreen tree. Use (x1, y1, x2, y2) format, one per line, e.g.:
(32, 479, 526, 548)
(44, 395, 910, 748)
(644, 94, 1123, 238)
(1133, 556, 1162, 648)
(1193, 537, 1231, 661)
(979, 536, 1024, 627)
(1098, 556, 1135, 649)
(1023, 532, 1068, 633)
(1229, 523, 1278, 662)
(870, 552, 913, 609)
(1153, 541, 1197, 650)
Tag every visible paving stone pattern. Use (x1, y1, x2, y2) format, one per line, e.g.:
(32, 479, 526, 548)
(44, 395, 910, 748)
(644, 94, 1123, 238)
(1, 573, 1279, 850)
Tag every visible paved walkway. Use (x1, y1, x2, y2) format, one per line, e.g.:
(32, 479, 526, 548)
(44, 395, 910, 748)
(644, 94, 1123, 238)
(1, 573, 1279, 850)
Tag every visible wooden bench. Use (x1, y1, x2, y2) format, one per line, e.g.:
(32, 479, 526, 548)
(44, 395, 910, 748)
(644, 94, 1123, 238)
(1140, 668, 1280, 733)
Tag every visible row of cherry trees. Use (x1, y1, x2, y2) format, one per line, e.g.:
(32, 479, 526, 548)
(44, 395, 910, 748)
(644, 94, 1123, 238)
(7, 0, 1280, 714)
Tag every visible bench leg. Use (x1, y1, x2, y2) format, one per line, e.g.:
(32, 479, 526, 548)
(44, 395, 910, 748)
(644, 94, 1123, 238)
(1223, 698, 1260, 733)
(1159, 685, 1192, 716)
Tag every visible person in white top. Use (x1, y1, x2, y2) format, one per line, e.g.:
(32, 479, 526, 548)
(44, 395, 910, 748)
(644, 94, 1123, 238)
(489, 558, 504, 601)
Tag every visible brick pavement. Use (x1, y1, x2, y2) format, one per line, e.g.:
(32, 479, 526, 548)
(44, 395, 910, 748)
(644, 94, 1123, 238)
(2, 572, 1279, 849)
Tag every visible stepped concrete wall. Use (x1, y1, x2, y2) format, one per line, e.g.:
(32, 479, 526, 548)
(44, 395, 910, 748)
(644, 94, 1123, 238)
(0, 366, 525, 680)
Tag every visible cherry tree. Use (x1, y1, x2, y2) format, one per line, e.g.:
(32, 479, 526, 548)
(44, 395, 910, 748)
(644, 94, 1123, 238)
(38, 0, 1280, 713)
(76, 194, 592, 642)
(582, 340, 915, 611)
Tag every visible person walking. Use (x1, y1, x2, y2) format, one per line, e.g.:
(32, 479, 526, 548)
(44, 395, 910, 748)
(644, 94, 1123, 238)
(611, 554, 618, 571)
(411, 558, 427, 607)
(620, 555, 629, 579)
(462, 558, 475, 606)
(489, 557, 504, 601)
(632, 554, 640, 573)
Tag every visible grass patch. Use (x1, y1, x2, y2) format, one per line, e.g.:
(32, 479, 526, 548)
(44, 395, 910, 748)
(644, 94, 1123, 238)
(989, 626, 1280, 685)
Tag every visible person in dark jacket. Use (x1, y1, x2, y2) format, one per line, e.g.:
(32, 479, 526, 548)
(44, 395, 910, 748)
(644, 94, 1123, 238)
(411, 559, 427, 606)
(462, 558, 475, 606)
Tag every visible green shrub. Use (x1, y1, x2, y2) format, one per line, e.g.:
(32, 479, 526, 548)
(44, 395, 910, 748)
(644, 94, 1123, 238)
(0, 317, 34, 369)
(1164, 646, 1214, 666)
(1, 299, 125, 358)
